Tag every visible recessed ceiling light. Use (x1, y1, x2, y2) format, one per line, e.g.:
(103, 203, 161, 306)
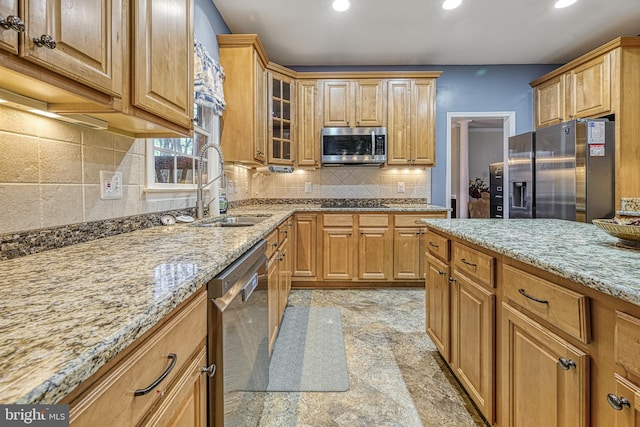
(442, 0, 462, 10)
(332, 0, 350, 12)
(554, 0, 577, 8)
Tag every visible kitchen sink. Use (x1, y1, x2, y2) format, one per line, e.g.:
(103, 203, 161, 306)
(192, 214, 272, 228)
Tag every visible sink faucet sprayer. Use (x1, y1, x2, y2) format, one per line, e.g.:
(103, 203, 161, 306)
(196, 143, 226, 220)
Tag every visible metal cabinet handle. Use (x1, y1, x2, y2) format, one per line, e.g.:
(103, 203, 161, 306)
(438, 270, 446, 275)
(271, 242, 278, 247)
(201, 363, 216, 378)
(448, 277, 456, 283)
(428, 241, 439, 249)
(134, 353, 177, 396)
(461, 258, 477, 267)
(348, 232, 352, 236)
(558, 357, 576, 370)
(416, 232, 421, 235)
(33, 34, 57, 49)
(256, 150, 264, 156)
(518, 288, 549, 304)
(0, 15, 25, 32)
(607, 393, 631, 411)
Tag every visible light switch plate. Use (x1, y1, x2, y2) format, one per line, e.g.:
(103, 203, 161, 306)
(100, 171, 123, 200)
(305, 182, 313, 193)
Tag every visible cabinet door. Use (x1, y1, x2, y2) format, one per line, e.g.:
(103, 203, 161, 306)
(23, 0, 124, 96)
(292, 214, 317, 278)
(297, 80, 320, 167)
(358, 227, 390, 280)
(141, 348, 208, 427)
(534, 75, 565, 129)
(608, 374, 640, 427)
(323, 80, 351, 127)
(269, 72, 294, 164)
(411, 80, 435, 165)
(425, 254, 450, 361)
(354, 80, 384, 127)
(502, 303, 589, 427)
(267, 256, 279, 354)
(278, 238, 291, 318)
(393, 227, 422, 280)
(322, 227, 354, 280)
(386, 80, 411, 165)
(133, 0, 193, 128)
(567, 53, 611, 119)
(0, 0, 20, 54)
(254, 56, 267, 163)
(451, 273, 495, 424)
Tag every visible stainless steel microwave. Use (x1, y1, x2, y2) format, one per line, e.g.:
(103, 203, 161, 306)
(321, 127, 387, 165)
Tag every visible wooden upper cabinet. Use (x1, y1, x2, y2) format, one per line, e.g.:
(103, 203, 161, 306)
(566, 52, 612, 120)
(132, 0, 194, 129)
(0, 0, 20, 54)
(268, 70, 294, 165)
(323, 80, 351, 127)
(2, 0, 124, 97)
(296, 80, 320, 167)
(534, 75, 565, 129)
(387, 79, 436, 166)
(322, 79, 384, 127)
(217, 34, 270, 164)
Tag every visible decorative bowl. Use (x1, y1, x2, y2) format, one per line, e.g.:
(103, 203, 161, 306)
(592, 218, 640, 246)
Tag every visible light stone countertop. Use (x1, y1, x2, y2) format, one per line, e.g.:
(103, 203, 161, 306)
(421, 218, 640, 306)
(0, 203, 447, 404)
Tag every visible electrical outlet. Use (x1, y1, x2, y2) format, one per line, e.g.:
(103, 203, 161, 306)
(305, 182, 313, 193)
(100, 171, 123, 200)
(397, 181, 405, 193)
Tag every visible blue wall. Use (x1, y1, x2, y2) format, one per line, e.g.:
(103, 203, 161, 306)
(194, 0, 231, 60)
(201, 3, 560, 206)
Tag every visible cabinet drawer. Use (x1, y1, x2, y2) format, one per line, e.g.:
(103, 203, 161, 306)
(395, 213, 445, 227)
(266, 230, 279, 259)
(615, 311, 640, 377)
(323, 214, 354, 227)
(359, 214, 389, 227)
(503, 265, 590, 343)
(452, 242, 494, 289)
(425, 231, 449, 262)
(70, 291, 207, 426)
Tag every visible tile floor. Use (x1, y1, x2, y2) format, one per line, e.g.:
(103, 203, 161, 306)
(255, 288, 489, 427)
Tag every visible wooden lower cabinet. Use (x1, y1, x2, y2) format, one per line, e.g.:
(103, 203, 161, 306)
(502, 303, 589, 427)
(393, 227, 424, 280)
(451, 271, 495, 424)
(608, 374, 640, 427)
(267, 253, 280, 354)
(322, 226, 355, 280)
(141, 348, 208, 427)
(425, 253, 450, 361)
(358, 226, 391, 280)
(68, 291, 207, 426)
(292, 213, 317, 280)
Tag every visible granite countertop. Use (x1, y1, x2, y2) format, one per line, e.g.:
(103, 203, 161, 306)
(0, 203, 447, 404)
(421, 218, 640, 306)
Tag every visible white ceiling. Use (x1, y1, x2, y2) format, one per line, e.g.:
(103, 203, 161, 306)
(212, 0, 640, 66)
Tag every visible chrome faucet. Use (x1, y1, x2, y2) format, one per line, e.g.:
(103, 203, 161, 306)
(196, 143, 226, 220)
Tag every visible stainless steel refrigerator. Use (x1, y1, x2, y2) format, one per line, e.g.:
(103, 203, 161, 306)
(508, 120, 615, 222)
(507, 131, 535, 218)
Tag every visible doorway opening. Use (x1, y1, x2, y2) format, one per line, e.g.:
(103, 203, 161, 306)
(446, 112, 516, 218)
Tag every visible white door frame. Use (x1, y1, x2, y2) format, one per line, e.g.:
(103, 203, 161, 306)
(445, 111, 516, 218)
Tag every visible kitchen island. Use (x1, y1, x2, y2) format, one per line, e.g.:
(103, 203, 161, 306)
(0, 203, 447, 407)
(421, 218, 640, 426)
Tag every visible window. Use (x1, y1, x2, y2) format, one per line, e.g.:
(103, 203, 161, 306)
(146, 104, 216, 192)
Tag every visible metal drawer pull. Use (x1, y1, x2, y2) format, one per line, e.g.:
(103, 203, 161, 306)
(448, 277, 456, 283)
(438, 270, 446, 275)
(428, 241, 439, 248)
(134, 353, 177, 396)
(33, 34, 57, 49)
(607, 393, 631, 411)
(0, 15, 25, 32)
(558, 357, 576, 370)
(518, 288, 549, 304)
(461, 258, 477, 267)
(201, 363, 216, 378)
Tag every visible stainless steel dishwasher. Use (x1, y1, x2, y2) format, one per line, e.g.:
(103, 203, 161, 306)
(207, 240, 269, 427)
